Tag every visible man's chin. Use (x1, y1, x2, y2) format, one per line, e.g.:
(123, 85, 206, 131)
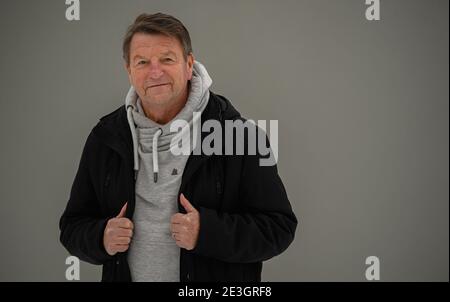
(142, 95, 172, 106)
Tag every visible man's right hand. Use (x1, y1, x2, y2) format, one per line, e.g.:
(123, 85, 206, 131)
(103, 202, 134, 256)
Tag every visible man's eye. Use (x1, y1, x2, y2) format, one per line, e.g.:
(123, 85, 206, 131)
(137, 60, 147, 65)
(163, 58, 174, 63)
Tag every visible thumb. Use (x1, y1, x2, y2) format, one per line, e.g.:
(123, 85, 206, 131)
(180, 193, 196, 213)
(116, 202, 128, 218)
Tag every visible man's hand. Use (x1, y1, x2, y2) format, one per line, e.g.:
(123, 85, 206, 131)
(103, 202, 134, 256)
(171, 194, 200, 250)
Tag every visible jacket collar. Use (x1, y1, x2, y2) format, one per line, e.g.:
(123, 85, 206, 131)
(92, 91, 240, 183)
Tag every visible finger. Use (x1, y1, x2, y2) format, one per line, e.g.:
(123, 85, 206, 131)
(116, 228, 133, 238)
(171, 232, 178, 240)
(116, 218, 134, 229)
(180, 193, 196, 213)
(116, 202, 128, 218)
(171, 224, 186, 234)
(113, 237, 131, 245)
(171, 213, 185, 224)
(114, 244, 130, 253)
(175, 238, 187, 249)
(173, 233, 182, 243)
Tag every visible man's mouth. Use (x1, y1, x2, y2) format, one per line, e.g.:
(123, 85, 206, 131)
(149, 83, 170, 88)
(144, 83, 170, 95)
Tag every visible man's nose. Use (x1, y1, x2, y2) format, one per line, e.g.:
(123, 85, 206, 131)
(148, 62, 164, 79)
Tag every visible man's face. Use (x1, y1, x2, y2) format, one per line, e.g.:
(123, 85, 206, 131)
(126, 33, 194, 107)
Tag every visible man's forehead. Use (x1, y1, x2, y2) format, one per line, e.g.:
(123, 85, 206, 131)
(132, 48, 178, 58)
(130, 33, 181, 53)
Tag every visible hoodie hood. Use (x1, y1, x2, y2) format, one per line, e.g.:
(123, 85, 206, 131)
(124, 61, 212, 181)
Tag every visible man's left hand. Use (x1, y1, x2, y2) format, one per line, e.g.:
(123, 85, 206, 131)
(170, 193, 200, 250)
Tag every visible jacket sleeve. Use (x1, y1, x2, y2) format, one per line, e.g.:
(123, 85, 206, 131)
(59, 132, 113, 265)
(192, 133, 298, 263)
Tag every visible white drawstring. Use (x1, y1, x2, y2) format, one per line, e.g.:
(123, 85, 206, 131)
(152, 128, 163, 182)
(128, 104, 163, 183)
(126, 105, 139, 179)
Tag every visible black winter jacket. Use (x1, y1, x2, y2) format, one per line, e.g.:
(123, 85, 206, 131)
(59, 92, 297, 282)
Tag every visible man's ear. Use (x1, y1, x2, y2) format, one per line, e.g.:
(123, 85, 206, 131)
(125, 62, 132, 84)
(187, 53, 194, 80)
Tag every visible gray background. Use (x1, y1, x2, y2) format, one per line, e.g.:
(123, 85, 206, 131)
(0, 0, 448, 281)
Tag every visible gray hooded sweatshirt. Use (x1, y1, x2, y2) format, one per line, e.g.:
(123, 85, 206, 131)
(125, 61, 212, 281)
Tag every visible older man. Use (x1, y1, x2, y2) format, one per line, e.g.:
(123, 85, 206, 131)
(59, 12, 297, 282)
